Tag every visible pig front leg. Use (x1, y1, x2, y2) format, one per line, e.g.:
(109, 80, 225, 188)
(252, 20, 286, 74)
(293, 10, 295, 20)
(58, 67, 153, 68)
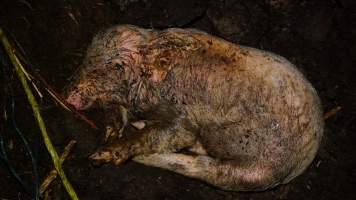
(89, 117, 197, 166)
(103, 104, 131, 143)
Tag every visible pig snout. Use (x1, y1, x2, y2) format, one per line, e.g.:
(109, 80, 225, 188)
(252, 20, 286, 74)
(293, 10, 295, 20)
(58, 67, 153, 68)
(66, 90, 95, 111)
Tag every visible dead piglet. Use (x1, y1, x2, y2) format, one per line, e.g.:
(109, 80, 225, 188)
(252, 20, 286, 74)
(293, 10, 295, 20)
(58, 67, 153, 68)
(65, 25, 323, 191)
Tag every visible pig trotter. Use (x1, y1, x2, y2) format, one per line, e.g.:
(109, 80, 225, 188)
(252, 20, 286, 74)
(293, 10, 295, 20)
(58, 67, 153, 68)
(103, 105, 130, 143)
(90, 117, 197, 166)
(90, 141, 130, 166)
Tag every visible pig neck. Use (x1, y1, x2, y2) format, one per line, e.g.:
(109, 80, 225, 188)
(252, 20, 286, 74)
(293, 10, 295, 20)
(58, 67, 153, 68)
(125, 67, 162, 113)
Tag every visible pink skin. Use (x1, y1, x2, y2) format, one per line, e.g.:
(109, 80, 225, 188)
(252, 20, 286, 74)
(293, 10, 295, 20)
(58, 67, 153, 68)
(65, 26, 148, 111)
(66, 90, 95, 111)
(62, 25, 325, 192)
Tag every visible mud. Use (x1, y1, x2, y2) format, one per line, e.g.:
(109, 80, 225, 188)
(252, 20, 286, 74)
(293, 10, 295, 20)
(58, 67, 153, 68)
(0, 0, 355, 199)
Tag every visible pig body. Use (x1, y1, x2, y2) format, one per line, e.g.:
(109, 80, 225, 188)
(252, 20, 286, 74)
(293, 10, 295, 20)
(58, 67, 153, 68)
(66, 25, 323, 191)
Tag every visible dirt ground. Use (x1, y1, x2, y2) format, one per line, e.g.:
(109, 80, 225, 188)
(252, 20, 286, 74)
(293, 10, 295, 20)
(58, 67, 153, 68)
(0, 0, 355, 199)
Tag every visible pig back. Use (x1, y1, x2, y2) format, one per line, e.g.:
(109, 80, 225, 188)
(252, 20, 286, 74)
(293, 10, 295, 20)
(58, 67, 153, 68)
(140, 28, 323, 183)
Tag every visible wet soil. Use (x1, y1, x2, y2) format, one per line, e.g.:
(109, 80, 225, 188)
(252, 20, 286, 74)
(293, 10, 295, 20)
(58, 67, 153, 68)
(0, 0, 355, 199)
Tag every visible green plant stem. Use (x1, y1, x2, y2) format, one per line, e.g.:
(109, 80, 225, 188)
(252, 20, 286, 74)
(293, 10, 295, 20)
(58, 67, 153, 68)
(0, 27, 79, 200)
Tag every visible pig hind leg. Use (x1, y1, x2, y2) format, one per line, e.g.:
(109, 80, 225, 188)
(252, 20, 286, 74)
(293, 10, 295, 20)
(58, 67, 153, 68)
(133, 153, 279, 191)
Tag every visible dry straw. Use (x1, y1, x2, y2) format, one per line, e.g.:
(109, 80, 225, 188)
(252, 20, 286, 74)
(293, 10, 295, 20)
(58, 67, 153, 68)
(0, 27, 79, 200)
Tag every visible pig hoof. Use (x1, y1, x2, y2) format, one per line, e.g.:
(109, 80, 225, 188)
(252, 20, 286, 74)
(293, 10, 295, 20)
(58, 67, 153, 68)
(90, 145, 130, 166)
(103, 126, 119, 143)
(89, 151, 113, 166)
(103, 124, 126, 143)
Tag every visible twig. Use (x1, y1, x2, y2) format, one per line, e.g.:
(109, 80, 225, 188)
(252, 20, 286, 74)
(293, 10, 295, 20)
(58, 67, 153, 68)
(12, 54, 43, 98)
(0, 39, 38, 199)
(323, 106, 342, 121)
(40, 140, 77, 196)
(33, 73, 98, 129)
(0, 27, 79, 200)
(13, 52, 98, 129)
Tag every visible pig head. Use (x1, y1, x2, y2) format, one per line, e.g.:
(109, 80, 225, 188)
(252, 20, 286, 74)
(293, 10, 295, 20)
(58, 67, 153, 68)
(65, 25, 149, 110)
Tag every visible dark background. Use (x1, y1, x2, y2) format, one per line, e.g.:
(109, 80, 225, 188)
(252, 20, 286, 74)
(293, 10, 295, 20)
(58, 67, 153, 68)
(0, 0, 355, 199)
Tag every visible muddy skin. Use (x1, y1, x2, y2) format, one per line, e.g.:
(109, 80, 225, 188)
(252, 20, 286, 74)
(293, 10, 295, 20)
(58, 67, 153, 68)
(65, 25, 324, 191)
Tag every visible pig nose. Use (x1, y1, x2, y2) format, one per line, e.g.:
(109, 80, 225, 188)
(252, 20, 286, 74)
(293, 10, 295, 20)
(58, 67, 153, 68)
(66, 91, 96, 111)
(66, 92, 85, 110)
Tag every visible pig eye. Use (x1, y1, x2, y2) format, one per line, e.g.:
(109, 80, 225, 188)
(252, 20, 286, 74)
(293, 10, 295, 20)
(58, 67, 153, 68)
(115, 63, 124, 71)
